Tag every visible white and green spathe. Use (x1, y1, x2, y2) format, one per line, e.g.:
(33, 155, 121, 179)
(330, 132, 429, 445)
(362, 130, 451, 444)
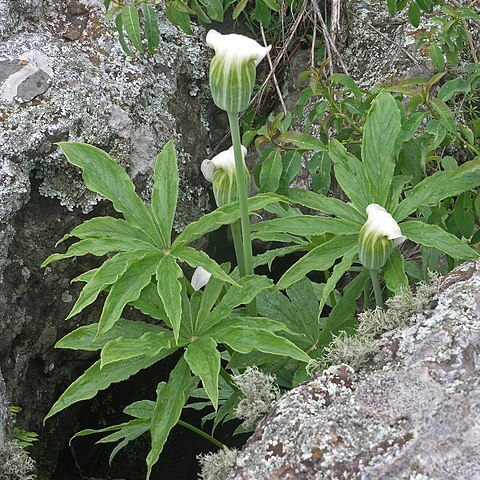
(201, 146, 250, 208)
(206, 30, 271, 113)
(191, 266, 212, 291)
(358, 204, 406, 271)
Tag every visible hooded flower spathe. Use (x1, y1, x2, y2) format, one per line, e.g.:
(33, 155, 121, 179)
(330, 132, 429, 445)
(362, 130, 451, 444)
(358, 204, 406, 271)
(207, 30, 271, 113)
(201, 146, 250, 207)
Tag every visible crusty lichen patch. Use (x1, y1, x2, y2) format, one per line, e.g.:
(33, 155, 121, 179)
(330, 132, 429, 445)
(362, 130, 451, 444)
(227, 260, 480, 479)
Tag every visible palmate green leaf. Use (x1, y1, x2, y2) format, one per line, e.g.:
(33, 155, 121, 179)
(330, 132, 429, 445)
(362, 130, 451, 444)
(71, 418, 150, 466)
(361, 91, 401, 207)
(143, 5, 160, 54)
(56, 319, 168, 351)
(124, 399, 155, 419)
(394, 159, 480, 221)
(279, 132, 326, 151)
(383, 249, 408, 293)
(287, 188, 366, 224)
(122, 5, 144, 53)
(42, 237, 159, 267)
(207, 316, 292, 335)
(66, 252, 139, 320)
(251, 215, 361, 238)
(146, 358, 195, 479)
(97, 253, 161, 337)
(156, 255, 183, 342)
(277, 235, 358, 290)
(401, 221, 479, 260)
(45, 355, 159, 422)
(101, 331, 175, 367)
(173, 193, 286, 247)
(199, 275, 273, 333)
(172, 245, 235, 285)
(319, 247, 358, 313)
(210, 326, 310, 363)
(318, 268, 369, 346)
(184, 337, 220, 410)
(329, 140, 371, 212)
(56, 217, 153, 246)
(152, 141, 178, 247)
(129, 281, 167, 322)
(58, 143, 160, 244)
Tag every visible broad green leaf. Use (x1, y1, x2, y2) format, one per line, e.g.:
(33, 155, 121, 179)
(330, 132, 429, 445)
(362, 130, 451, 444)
(207, 316, 292, 334)
(253, 244, 308, 270)
(42, 238, 158, 267)
(401, 221, 479, 260)
(172, 245, 235, 285)
(58, 143, 159, 244)
(45, 355, 158, 421)
(101, 331, 175, 367)
(129, 281, 167, 322)
(394, 159, 480, 221)
(361, 91, 401, 206)
(146, 358, 194, 479)
(262, 0, 280, 11)
(329, 140, 371, 211)
(173, 193, 286, 247)
(152, 141, 178, 247)
(438, 78, 471, 102)
(328, 74, 363, 98)
(416, 0, 432, 12)
(156, 255, 183, 342)
(308, 151, 331, 195)
(66, 252, 139, 320)
(56, 319, 167, 351)
(396, 111, 427, 145)
(454, 193, 475, 238)
(408, 1, 420, 26)
(319, 268, 369, 345)
(430, 42, 445, 72)
(122, 5, 144, 53)
(198, 0, 224, 20)
(259, 149, 282, 193)
(287, 188, 366, 224)
(211, 326, 310, 363)
(97, 253, 161, 337)
(124, 400, 155, 419)
(319, 247, 358, 313)
(383, 249, 408, 293)
(114, 14, 132, 56)
(279, 132, 325, 151)
(57, 217, 152, 245)
(166, 1, 193, 34)
(232, 0, 248, 18)
(143, 5, 160, 53)
(277, 235, 358, 290)
(199, 275, 273, 333)
(430, 98, 456, 133)
(251, 215, 361, 237)
(386, 175, 411, 213)
(184, 337, 220, 410)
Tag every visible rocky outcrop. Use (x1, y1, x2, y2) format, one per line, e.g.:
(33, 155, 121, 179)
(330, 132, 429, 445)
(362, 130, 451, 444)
(227, 260, 480, 479)
(0, 368, 6, 448)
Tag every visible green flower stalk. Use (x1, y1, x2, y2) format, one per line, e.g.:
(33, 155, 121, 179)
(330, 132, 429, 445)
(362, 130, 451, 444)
(201, 146, 250, 208)
(358, 204, 406, 271)
(206, 29, 271, 113)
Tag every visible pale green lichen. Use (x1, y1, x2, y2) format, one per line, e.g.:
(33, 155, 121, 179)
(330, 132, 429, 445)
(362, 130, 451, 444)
(234, 366, 280, 428)
(325, 273, 441, 370)
(198, 447, 238, 480)
(0, 441, 36, 480)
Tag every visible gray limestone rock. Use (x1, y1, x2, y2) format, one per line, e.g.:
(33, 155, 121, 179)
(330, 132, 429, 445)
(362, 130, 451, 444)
(0, 368, 6, 448)
(227, 260, 480, 480)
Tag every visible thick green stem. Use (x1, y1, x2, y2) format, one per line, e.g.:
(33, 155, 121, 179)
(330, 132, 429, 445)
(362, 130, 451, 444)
(369, 269, 384, 309)
(231, 221, 246, 277)
(227, 110, 256, 315)
(177, 420, 224, 449)
(363, 283, 370, 310)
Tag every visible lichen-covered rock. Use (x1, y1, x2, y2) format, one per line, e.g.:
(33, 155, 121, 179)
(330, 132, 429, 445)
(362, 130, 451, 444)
(339, 0, 434, 88)
(0, 369, 6, 449)
(227, 260, 480, 479)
